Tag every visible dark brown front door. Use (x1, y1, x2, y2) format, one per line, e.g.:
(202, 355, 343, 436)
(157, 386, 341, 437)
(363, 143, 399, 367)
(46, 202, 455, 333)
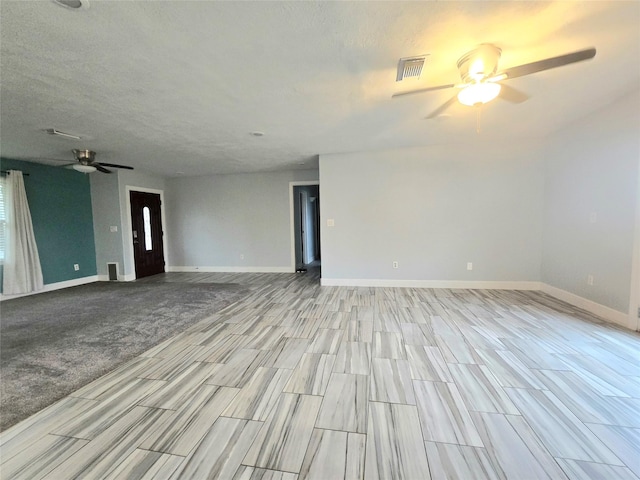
(130, 191, 165, 278)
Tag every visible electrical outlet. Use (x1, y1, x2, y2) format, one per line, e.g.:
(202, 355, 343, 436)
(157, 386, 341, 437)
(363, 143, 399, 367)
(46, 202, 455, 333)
(392, 261, 399, 269)
(73, 264, 79, 271)
(109, 225, 118, 232)
(240, 254, 244, 260)
(467, 262, 473, 271)
(587, 274, 594, 286)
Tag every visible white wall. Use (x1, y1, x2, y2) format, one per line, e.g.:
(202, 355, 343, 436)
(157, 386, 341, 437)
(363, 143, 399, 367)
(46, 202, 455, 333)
(319, 141, 544, 287)
(90, 172, 125, 278)
(166, 169, 318, 271)
(541, 90, 640, 327)
(632, 161, 640, 330)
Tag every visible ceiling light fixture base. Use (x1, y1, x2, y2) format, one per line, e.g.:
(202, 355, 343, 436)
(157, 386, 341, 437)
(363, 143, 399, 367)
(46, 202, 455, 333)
(457, 44, 501, 83)
(51, 0, 89, 10)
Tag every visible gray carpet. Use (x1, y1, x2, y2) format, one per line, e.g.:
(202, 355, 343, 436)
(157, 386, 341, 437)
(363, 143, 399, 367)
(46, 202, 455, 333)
(0, 281, 248, 431)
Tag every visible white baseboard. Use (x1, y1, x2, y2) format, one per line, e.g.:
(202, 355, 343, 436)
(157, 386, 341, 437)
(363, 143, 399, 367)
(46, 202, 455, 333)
(320, 278, 542, 290)
(168, 266, 294, 274)
(319, 278, 630, 329)
(0, 275, 100, 301)
(540, 283, 629, 328)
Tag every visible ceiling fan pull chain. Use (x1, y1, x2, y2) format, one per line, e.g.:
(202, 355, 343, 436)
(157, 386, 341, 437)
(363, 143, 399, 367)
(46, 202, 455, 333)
(476, 105, 482, 134)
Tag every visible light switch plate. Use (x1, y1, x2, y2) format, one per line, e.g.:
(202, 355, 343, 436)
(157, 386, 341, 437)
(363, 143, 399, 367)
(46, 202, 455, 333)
(327, 219, 335, 227)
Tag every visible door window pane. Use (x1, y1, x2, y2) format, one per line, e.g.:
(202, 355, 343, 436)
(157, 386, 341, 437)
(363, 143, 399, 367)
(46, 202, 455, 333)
(143, 206, 152, 251)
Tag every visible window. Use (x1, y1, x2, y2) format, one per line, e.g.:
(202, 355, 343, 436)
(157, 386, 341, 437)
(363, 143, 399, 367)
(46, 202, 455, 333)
(0, 177, 5, 262)
(143, 206, 152, 251)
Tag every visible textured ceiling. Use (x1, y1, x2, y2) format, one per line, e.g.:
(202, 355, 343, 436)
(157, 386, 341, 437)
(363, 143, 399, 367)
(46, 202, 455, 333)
(1, 1, 639, 177)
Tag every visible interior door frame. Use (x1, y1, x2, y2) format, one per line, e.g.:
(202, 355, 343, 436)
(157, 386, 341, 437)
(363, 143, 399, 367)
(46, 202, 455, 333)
(300, 190, 309, 265)
(289, 180, 319, 272)
(310, 196, 320, 260)
(124, 186, 168, 280)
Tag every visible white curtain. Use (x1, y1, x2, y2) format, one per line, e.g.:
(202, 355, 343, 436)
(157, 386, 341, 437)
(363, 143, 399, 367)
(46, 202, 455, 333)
(2, 170, 43, 294)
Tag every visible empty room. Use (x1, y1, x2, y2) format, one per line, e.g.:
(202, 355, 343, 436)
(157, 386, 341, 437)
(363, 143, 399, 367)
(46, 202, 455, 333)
(1, 1, 639, 479)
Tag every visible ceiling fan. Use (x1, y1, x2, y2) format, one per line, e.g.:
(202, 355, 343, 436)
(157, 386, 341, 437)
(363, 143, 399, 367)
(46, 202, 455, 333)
(61, 149, 134, 174)
(393, 44, 596, 119)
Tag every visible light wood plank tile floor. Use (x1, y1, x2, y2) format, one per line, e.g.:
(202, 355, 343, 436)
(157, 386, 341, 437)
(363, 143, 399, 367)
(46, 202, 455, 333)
(1, 270, 639, 479)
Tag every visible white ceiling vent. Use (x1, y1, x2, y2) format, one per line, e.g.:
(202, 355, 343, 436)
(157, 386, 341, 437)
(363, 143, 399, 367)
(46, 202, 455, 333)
(396, 55, 428, 82)
(45, 128, 81, 139)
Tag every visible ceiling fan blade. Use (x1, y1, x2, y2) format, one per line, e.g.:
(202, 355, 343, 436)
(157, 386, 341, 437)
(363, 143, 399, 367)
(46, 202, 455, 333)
(95, 165, 113, 174)
(425, 95, 458, 119)
(499, 84, 529, 103)
(392, 83, 456, 98)
(25, 157, 72, 163)
(98, 162, 134, 170)
(499, 47, 596, 80)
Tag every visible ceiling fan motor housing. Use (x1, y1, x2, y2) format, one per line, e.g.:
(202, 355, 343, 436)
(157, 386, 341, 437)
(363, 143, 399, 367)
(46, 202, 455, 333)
(73, 149, 96, 164)
(457, 44, 502, 83)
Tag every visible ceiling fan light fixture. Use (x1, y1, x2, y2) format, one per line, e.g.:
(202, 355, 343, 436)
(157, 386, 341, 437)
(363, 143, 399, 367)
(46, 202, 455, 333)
(457, 82, 501, 106)
(73, 164, 96, 173)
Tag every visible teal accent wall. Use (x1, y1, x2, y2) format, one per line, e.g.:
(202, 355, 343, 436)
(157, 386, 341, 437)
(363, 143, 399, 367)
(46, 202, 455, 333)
(0, 158, 97, 290)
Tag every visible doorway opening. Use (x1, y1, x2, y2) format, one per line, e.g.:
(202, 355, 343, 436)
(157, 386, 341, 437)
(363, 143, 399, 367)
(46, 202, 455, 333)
(130, 190, 165, 279)
(292, 184, 320, 273)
